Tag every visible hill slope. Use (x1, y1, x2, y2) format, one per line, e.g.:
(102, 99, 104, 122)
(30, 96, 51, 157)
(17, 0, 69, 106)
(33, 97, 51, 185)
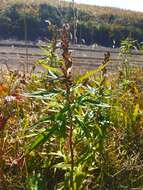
(0, 0, 143, 47)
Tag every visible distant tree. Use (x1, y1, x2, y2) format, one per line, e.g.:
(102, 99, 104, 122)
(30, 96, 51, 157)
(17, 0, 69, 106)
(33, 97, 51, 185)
(39, 4, 61, 26)
(0, 15, 11, 39)
(0, 2, 143, 47)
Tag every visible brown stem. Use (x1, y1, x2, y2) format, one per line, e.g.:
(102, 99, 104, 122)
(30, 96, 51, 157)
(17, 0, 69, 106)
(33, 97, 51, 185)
(67, 86, 74, 189)
(69, 113, 74, 189)
(60, 24, 74, 189)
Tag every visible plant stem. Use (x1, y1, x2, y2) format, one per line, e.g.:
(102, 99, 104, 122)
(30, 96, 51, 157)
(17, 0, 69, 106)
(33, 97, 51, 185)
(69, 114, 74, 189)
(66, 84, 74, 189)
(61, 24, 74, 189)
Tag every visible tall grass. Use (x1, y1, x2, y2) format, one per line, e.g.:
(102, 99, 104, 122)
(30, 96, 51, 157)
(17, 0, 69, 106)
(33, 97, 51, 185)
(0, 27, 143, 189)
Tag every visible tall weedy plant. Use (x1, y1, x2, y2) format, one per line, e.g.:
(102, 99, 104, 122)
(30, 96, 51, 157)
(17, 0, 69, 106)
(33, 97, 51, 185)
(24, 22, 112, 189)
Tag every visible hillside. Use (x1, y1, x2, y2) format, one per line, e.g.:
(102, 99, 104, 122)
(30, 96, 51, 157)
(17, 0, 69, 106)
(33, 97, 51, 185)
(1, 0, 143, 47)
(1, 0, 143, 17)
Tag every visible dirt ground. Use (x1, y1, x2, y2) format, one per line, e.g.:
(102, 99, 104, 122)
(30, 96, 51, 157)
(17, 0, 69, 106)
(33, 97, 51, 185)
(0, 43, 143, 73)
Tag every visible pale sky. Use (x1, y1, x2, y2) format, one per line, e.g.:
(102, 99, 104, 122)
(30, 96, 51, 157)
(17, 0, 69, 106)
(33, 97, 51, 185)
(66, 0, 143, 12)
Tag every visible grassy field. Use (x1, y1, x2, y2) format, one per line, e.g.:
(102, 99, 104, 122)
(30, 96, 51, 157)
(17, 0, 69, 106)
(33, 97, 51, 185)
(1, 27, 143, 189)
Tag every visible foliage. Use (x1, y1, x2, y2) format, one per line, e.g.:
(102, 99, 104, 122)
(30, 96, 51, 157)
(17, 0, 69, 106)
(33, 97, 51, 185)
(1, 1, 143, 47)
(0, 32, 143, 190)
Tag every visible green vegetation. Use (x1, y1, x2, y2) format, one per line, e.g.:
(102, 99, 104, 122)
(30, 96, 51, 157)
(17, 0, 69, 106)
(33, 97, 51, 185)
(1, 24, 143, 189)
(1, 0, 143, 47)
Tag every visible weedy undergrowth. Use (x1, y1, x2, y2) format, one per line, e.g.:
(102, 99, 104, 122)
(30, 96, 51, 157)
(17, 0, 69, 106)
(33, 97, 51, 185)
(1, 31, 143, 189)
(24, 35, 143, 189)
(24, 23, 112, 190)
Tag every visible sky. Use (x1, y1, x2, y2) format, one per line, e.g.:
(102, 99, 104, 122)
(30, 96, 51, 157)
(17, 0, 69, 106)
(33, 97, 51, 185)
(66, 0, 143, 13)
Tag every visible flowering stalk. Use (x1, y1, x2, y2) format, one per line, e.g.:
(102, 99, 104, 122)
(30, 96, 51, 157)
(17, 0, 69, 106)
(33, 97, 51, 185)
(61, 24, 74, 189)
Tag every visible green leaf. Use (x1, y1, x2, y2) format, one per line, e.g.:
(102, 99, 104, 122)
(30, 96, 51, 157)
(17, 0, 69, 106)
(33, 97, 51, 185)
(95, 103, 111, 108)
(96, 125, 103, 137)
(75, 116, 91, 139)
(76, 61, 110, 83)
(77, 149, 92, 164)
(39, 61, 62, 75)
(53, 162, 71, 170)
(26, 126, 57, 153)
(133, 104, 140, 122)
(23, 89, 61, 99)
(27, 173, 44, 190)
(48, 151, 65, 158)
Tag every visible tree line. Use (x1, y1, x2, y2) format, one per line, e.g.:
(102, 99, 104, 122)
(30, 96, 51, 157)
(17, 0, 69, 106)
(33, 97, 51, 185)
(0, 3, 143, 47)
